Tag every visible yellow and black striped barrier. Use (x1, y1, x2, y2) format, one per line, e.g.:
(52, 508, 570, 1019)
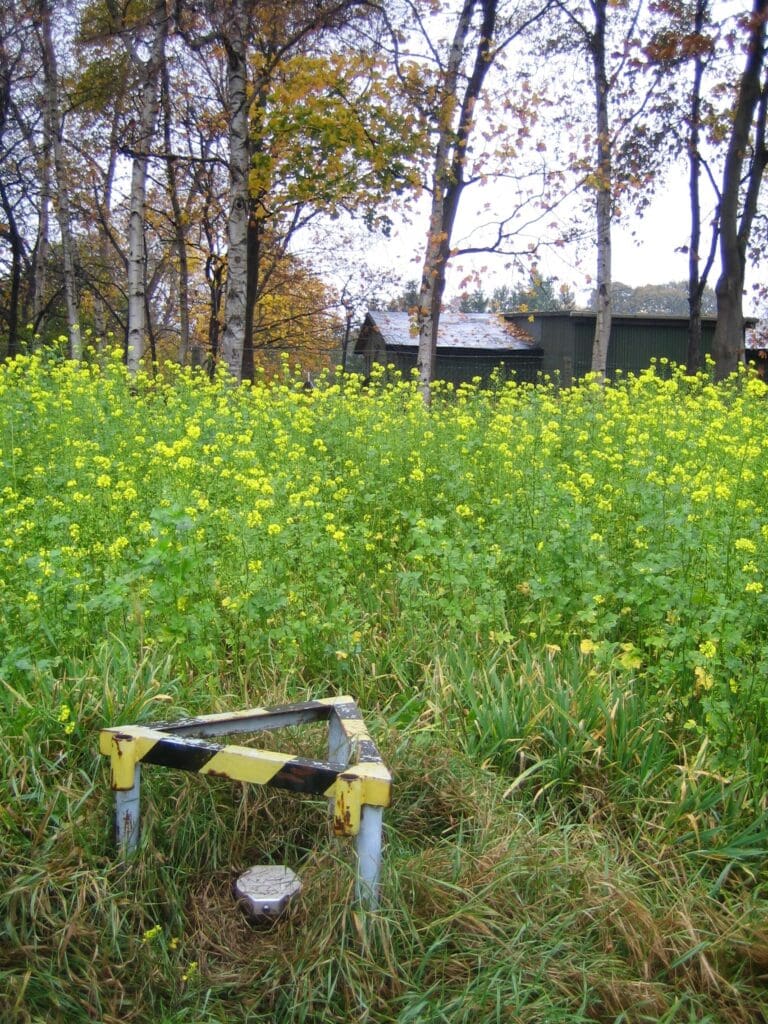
(98, 696, 391, 906)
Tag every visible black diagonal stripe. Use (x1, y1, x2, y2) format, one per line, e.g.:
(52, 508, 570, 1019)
(333, 700, 363, 722)
(269, 759, 343, 795)
(354, 738, 384, 764)
(141, 736, 220, 773)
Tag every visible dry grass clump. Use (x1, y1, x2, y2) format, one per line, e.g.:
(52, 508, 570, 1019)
(3, 641, 768, 1024)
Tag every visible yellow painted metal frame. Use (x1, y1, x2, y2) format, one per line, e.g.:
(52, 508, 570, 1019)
(98, 695, 391, 837)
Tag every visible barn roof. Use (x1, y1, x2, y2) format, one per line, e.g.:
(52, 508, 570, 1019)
(356, 311, 538, 353)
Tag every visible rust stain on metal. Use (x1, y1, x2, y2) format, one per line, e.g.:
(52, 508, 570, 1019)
(109, 732, 135, 757)
(333, 785, 353, 835)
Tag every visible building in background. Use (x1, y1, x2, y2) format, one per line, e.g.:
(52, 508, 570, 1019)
(505, 311, 723, 384)
(358, 310, 758, 385)
(355, 311, 543, 384)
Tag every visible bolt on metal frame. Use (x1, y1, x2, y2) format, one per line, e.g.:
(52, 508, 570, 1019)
(98, 696, 391, 907)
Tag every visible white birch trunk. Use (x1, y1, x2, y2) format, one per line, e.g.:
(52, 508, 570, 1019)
(593, 184, 611, 377)
(32, 114, 51, 340)
(39, 0, 81, 360)
(161, 61, 190, 364)
(219, 1, 250, 382)
(126, 0, 168, 376)
(95, 113, 120, 347)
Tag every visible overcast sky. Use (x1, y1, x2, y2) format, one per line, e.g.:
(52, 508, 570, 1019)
(358, 156, 750, 311)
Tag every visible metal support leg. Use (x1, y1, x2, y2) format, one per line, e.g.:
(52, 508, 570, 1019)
(328, 712, 351, 764)
(355, 804, 383, 908)
(115, 764, 141, 855)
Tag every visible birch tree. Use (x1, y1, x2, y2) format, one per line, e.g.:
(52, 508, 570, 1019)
(177, 0, 360, 379)
(38, 0, 82, 360)
(550, 0, 614, 377)
(217, 0, 250, 379)
(175, 0, 419, 380)
(546, 0, 674, 377)
(125, 0, 169, 375)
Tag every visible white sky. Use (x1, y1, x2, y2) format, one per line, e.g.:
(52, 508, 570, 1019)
(357, 156, 752, 312)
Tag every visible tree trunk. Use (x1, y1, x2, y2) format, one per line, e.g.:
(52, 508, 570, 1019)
(341, 310, 353, 372)
(219, 0, 250, 381)
(241, 75, 271, 383)
(714, 272, 745, 377)
(32, 101, 51, 341)
(207, 256, 224, 371)
(96, 118, 115, 344)
(687, 288, 703, 373)
(161, 56, 190, 365)
(93, 106, 121, 348)
(241, 213, 261, 382)
(126, 0, 168, 375)
(0, 37, 23, 357)
(590, 0, 611, 377)
(0, 178, 22, 358)
(39, 0, 81, 360)
(417, 189, 452, 401)
(712, 0, 768, 380)
(686, 0, 708, 374)
(145, 291, 158, 365)
(416, 0, 497, 403)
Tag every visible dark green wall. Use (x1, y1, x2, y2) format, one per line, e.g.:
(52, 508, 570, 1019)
(507, 313, 718, 384)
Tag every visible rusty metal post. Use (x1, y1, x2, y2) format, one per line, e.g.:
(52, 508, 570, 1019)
(328, 712, 382, 908)
(115, 764, 141, 854)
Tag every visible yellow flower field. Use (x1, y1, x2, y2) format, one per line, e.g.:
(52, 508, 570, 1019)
(2, 352, 768, 1023)
(2, 354, 767, 766)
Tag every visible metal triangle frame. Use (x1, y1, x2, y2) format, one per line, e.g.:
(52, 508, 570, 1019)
(99, 696, 391, 907)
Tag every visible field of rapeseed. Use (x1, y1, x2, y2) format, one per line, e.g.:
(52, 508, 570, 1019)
(2, 351, 768, 1023)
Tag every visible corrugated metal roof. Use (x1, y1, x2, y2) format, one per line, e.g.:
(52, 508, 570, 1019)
(364, 311, 537, 351)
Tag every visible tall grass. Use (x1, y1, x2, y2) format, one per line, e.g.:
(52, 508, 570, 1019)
(1, 352, 768, 1022)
